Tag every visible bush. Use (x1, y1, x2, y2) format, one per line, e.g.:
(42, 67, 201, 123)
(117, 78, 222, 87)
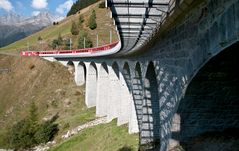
(8, 102, 59, 150)
(51, 33, 63, 49)
(9, 119, 36, 149)
(78, 31, 92, 48)
(88, 10, 97, 30)
(34, 121, 59, 144)
(51, 39, 59, 49)
(64, 39, 72, 50)
(98, 1, 105, 8)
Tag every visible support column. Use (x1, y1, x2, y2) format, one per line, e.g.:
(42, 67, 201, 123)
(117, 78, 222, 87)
(107, 64, 121, 122)
(85, 62, 98, 108)
(129, 98, 139, 134)
(96, 63, 109, 117)
(117, 71, 131, 125)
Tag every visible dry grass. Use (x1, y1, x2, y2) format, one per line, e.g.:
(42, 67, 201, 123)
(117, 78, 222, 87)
(0, 55, 95, 147)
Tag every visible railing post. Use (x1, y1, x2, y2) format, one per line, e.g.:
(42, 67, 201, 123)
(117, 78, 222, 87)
(84, 37, 86, 48)
(110, 30, 112, 43)
(97, 34, 99, 47)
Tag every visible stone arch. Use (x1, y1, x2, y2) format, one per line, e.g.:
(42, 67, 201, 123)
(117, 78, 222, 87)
(173, 42, 239, 150)
(75, 62, 86, 86)
(96, 62, 109, 117)
(107, 61, 121, 122)
(85, 62, 98, 107)
(141, 61, 160, 148)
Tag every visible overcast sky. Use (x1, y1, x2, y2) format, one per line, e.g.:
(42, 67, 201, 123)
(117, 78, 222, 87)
(0, 0, 76, 16)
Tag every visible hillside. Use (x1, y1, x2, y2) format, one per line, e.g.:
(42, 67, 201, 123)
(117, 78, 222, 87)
(0, 1, 118, 53)
(0, 1, 137, 150)
(0, 54, 138, 150)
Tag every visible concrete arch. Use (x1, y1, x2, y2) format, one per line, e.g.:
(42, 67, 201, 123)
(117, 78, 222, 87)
(141, 61, 160, 148)
(75, 62, 86, 86)
(131, 62, 144, 136)
(107, 61, 121, 122)
(96, 62, 109, 117)
(85, 62, 98, 107)
(172, 42, 239, 150)
(67, 60, 74, 74)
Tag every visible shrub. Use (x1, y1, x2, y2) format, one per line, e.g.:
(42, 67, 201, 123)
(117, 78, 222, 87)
(64, 39, 72, 50)
(8, 102, 59, 150)
(78, 31, 93, 48)
(34, 121, 59, 144)
(51, 33, 63, 49)
(51, 39, 59, 49)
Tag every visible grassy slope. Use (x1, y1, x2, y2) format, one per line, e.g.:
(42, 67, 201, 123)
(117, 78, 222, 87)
(0, 55, 139, 150)
(0, 55, 95, 147)
(0, 1, 118, 52)
(49, 120, 139, 151)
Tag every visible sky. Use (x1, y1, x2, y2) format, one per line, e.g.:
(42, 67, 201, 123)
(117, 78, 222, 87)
(0, 0, 77, 16)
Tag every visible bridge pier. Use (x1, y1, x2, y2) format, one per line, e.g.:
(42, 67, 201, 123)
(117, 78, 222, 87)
(96, 63, 109, 117)
(107, 63, 121, 122)
(85, 62, 98, 108)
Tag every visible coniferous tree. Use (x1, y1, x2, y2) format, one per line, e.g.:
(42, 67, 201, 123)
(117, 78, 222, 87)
(71, 21, 79, 35)
(88, 10, 97, 30)
(67, 0, 99, 16)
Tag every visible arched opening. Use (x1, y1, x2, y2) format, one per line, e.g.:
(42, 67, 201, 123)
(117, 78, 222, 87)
(67, 61, 74, 75)
(75, 62, 86, 86)
(96, 62, 109, 117)
(176, 42, 239, 150)
(85, 62, 97, 107)
(107, 62, 121, 121)
(141, 61, 160, 149)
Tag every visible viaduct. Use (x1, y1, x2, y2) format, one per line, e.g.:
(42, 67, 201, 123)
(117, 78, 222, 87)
(23, 0, 239, 150)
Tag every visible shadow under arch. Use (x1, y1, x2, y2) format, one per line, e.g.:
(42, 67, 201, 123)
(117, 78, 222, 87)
(174, 42, 239, 150)
(96, 62, 109, 117)
(66, 60, 75, 75)
(75, 62, 86, 86)
(141, 61, 160, 149)
(85, 62, 98, 107)
(112, 61, 120, 79)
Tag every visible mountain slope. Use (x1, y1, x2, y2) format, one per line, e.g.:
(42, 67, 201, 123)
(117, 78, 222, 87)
(0, 12, 62, 48)
(0, 1, 118, 53)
